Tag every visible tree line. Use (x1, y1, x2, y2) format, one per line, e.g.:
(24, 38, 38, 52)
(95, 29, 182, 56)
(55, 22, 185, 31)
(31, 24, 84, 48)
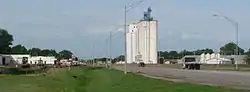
(158, 43, 250, 64)
(110, 43, 250, 64)
(0, 28, 73, 59)
(159, 42, 246, 60)
(1, 28, 249, 63)
(92, 42, 250, 64)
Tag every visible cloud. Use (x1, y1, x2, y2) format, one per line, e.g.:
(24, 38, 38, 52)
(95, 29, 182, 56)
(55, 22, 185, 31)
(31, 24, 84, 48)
(181, 33, 203, 40)
(166, 31, 173, 35)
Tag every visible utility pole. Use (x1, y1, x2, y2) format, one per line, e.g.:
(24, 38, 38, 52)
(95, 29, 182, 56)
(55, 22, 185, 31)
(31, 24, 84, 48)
(124, 5, 128, 74)
(213, 14, 239, 70)
(124, 0, 146, 75)
(92, 43, 95, 67)
(109, 31, 112, 70)
(105, 38, 108, 68)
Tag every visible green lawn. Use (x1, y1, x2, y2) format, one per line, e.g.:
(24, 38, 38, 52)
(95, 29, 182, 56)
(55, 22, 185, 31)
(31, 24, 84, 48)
(0, 67, 249, 92)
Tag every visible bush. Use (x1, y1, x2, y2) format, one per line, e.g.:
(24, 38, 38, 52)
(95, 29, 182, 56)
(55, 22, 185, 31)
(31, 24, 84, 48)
(0, 67, 50, 75)
(246, 56, 250, 65)
(4, 68, 34, 74)
(21, 64, 31, 68)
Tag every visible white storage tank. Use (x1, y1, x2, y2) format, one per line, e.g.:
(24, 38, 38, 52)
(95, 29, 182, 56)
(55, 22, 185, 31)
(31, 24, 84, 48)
(205, 53, 211, 61)
(211, 53, 216, 59)
(126, 20, 158, 64)
(200, 53, 205, 63)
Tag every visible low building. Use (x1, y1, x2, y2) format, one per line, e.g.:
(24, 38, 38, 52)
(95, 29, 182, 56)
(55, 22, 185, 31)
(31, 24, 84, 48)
(30, 56, 57, 65)
(182, 53, 247, 64)
(0, 54, 57, 65)
(0, 54, 30, 65)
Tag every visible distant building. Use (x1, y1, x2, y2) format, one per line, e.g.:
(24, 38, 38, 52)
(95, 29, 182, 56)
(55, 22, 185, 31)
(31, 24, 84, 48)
(0, 54, 57, 65)
(30, 56, 57, 65)
(0, 54, 30, 65)
(181, 53, 247, 64)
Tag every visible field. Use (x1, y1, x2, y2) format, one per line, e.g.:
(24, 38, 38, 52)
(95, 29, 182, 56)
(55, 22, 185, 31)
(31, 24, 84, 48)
(0, 67, 249, 92)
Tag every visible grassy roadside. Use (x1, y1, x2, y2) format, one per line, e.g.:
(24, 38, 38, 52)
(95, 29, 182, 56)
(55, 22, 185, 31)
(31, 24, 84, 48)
(0, 68, 88, 92)
(85, 68, 249, 92)
(0, 67, 249, 92)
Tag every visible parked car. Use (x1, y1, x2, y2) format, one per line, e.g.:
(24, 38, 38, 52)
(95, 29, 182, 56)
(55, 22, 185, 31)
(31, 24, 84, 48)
(138, 62, 146, 67)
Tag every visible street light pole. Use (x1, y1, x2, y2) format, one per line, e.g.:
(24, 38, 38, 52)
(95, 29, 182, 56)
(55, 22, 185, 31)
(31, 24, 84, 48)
(109, 31, 112, 70)
(92, 43, 95, 67)
(124, 5, 128, 74)
(106, 28, 124, 69)
(124, 0, 146, 75)
(105, 38, 108, 68)
(213, 14, 239, 70)
(235, 22, 239, 70)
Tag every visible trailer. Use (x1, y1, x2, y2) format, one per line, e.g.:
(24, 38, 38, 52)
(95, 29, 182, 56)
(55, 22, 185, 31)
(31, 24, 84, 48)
(182, 57, 201, 70)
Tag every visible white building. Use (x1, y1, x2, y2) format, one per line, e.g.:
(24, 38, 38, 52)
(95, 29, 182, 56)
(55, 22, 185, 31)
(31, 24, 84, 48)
(0, 54, 30, 65)
(182, 53, 247, 64)
(0, 54, 57, 65)
(126, 20, 158, 64)
(30, 56, 57, 65)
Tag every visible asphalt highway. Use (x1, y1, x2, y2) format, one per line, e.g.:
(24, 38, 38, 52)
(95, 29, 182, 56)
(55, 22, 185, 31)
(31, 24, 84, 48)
(114, 64, 250, 90)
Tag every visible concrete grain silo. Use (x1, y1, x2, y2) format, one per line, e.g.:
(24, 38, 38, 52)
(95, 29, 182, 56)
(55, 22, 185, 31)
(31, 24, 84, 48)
(126, 7, 158, 64)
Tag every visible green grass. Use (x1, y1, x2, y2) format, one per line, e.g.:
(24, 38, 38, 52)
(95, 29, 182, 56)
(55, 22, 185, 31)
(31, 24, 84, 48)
(0, 67, 249, 92)
(0, 68, 87, 92)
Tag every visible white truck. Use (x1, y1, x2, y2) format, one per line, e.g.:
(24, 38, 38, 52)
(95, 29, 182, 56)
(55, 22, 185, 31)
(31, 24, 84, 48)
(182, 57, 201, 70)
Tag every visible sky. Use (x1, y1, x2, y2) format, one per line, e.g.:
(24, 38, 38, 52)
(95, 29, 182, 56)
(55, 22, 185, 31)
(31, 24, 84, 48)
(0, 0, 250, 59)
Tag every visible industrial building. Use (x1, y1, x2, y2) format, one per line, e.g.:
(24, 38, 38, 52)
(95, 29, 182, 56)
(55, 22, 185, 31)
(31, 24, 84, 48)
(126, 7, 158, 64)
(0, 54, 57, 65)
(182, 53, 247, 64)
(0, 54, 30, 65)
(29, 56, 57, 65)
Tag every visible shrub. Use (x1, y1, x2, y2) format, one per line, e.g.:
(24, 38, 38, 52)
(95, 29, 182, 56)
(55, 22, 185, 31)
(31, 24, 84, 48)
(21, 64, 31, 68)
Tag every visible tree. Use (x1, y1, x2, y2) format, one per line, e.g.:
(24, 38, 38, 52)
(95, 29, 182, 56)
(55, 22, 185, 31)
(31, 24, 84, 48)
(11, 44, 28, 54)
(28, 48, 59, 57)
(59, 50, 73, 59)
(116, 55, 125, 61)
(246, 49, 250, 55)
(194, 48, 214, 55)
(178, 50, 194, 59)
(49, 49, 59, 57)
(179, 50, 193, 56)
(159, 49, 214, 59)
(245, 49, 250, 64)
(159, 51, 168, 59)
(168, 51, 179, 59)
(40, 49, 51, 56)
(0, 29, 13, 54)
(28, 48, 41, 56)
(220, 42, 244, 55)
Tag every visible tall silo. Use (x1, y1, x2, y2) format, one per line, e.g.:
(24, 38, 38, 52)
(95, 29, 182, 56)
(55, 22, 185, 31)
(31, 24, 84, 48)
(134, 20, 158, 64)
(126, 7, 158, 64)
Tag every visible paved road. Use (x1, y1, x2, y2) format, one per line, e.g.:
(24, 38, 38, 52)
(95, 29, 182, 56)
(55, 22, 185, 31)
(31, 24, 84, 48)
(114, 64, 250, 90)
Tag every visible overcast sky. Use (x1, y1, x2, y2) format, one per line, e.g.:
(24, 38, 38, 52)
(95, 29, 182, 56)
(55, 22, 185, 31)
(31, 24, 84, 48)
(0, 0, 250, 58)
